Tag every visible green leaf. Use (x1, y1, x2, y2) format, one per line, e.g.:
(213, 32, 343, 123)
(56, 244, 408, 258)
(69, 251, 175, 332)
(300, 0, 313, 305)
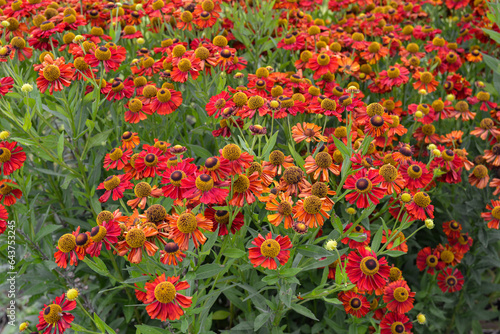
(212, 310, 230, 320)
(254, 312, 271, 330)
(296, 245, 333, 258)
(260, 131, 279, 160)
(188, 144, 213, 160)
(57, 132, 64, 161)
(196, 263, 225, 279)
(94, 313, 116, 334)
(280, 268, 302, 277)
(287, 142, 305, 171)
(35, 224, 61, 242)
(82, 257, 109, 276)
(371, 226, 384, 253)
(135, 325, 165, 334)
(88, 129, 113, 150)
(223, 248, 246, 259)
(482, 52, 500, 74)
(23, 110, 32, 131)
(291, 303, 319, 321)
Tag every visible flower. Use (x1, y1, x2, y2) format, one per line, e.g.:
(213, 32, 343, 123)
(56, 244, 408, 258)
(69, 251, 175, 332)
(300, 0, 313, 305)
(117, 225, 159, 264)
(442, 220, 462, 239)
(229, 172, 266, 207)
(248, 232, 292, 270)
(346, 247, 390, 291)
(0, 179, 22, 206)
(86, 219, 122, 257)
(66, 289, 79, 301)
(0, 141, 26, 176)
(160, 242, 186, 266)
(380, 312, 413, 334)
(437, 267, 464, 293)
(84, 45, 126, 72)
(406, 191, 434, 220)
(324, 239, 338, 251)
(134, 146, 168, 178)
(53, 227, 86, 268)
(291, 122, 328, 143)
(304, 152, 340, 182)
(36, 55, 74, 94)
(383, 280, 415, 314)
(341, 291, 370, 318)
(344, 169, 386, 209)
(204, 207, 244, 236)
(416, 247, 445, 274)
(121, 131, 140, 150)
(181, 173, 229, 205)
(265, 193, 295, 229)
(400, 161, 433, 190)
(413, 71, 439, 93)
(103, 147, 132, 170)
(144, 274, 192, 321)
(97, 174, 133, 203)
(36, 294, 76, 334)
(161, 160, 198, 202)
(168, 211, 212, 250)
(150, 88, 183, 115)
(220, 143, 254, 175)
(293, 195, 331, 228)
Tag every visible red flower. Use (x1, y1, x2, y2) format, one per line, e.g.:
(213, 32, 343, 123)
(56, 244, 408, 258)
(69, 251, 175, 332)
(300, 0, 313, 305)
(103, 148, 132, 170)
(341, 291, 370, 318)
(0, 76, 14, 96)
(341, 223, 371, 249)
(135, 147, 168, 178)
(206, 91, 235, 118)
(54, 227, 86, 268)
(86, 219, 122, 257)
(116, 226, 158, 263)
(229, 172, 266, 207)
(437, 267, 464, 293)
(84, 45, 126, 72)
(150, 88, 183, 115)
(0, 179, 22, 206)
(400, 161, 433, 190)
(248, 232, 292, 270)
(416, 247, 445, 275)
(344, 169, 386, 208)
(161, 160, 198, 201)
(36, 55, 74, 94)
(171, 55, 201, 83)
(204, 206, 244, 236)
(124, 98, 151, 124)
(181, 173, 229, 205)
(0, 141, 26, 176)
(0, 203, 8, 234)
(144, 274, 192, 321)
(383, 280, 415, 314)
(160, 242, 186, 266)
(97, 174, 133, 203)
(168, 210, 213, 251)
(481, 199, 500, 229)
(36, 293, 76, 334)
(380, 312, 413, 334)
(346, 247, 390, 291)
(442, 220, 462, 239)
(220, 143, 254, 175)
(406, 191, 434, 220)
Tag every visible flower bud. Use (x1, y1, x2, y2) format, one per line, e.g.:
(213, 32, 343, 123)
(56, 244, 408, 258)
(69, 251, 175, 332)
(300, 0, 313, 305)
(324, 239, 338, 251)
(136, 38, 145, 45)
(446, 94, 455, 102)
(67, 288, 79, 300)
(432, 149, 441, 157)
(425, 219, 434, 229)
(21, 83, 33, 93)
(415, 111, 423, 118)
(0, 131, 10, 140)
(417, 313, 426, 324)
(1, 21, 10, 27)
(427, 144, 436, 151)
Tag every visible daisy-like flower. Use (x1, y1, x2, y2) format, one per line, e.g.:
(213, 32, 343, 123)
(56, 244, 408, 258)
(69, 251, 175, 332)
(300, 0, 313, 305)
(378, 164, 406, 195)
(400, 161, 433, 191)
(340, 291, 370, 318)
(86, 219, 121, 257)
(144, 274, 192, 321)
(127, 182, 163, 210)
(150, 88, 183, 115)
(206, 91, 234, 118)
(219, 143, 254, 175)
(383, 280, 415, 314)
(413, 71, 439, 93)
(266, 193, 294, 229)
(135, 146, 168, 178)
(380, 312, 413, 334)
(0, 178, 21, 207)
(437, 267, 464, 293)
(54, 228, 86, 268)
(344, 169, 386, 209)
(437, 243, 463, 267)
(229, 172, 266, 207)
(293, 195, 331, 228)
(468, 165, 489, 189)
(162, 160, 198, 202)
(0, 77, 14, 96)
(392, 143, 414, 163)
(381, 230, 408, 253)
(291, 122, 328, 144)
(181, 173, 229, 205)
(449, 232, 473, 254)
(124, 98, 151, 124)
(116, 225, 159, 263)
(346, 247, 390, 291)
(204, 206, 244, 236)
(307, 52, 339, 80)
(442, 220, 462, 239)
(379, 65, 410, 89)
(84, 45, 126, 72)
(341, 223, 371, 250)
(481, 199, 500, 229)
(360, 42, 389, 64)
(304, 152, 340, 182)
(103, 148, 132, 170)
(262, 150, 294, 178)
(406, 191, 434, 220)
(160, 242, 186, 266)
(0, 141, 26, 176)
(168, 211, 212, 250)
(97, 174, 133, 203)
(248, 232, 292, 270)
(36, 293, 76, 334)
(416, 247, 445, 275)
(470, 118, 500, 140)
(121, 131, 140, 150)
(171, 55, 201, 83)
(36, 55, 74, 94)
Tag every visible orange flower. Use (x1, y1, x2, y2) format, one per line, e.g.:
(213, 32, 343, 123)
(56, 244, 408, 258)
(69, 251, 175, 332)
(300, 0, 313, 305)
(168, 211, 212, 250)
(229, 172, 266, 207)
(293, 195, 331, 228)
(412, 71, 439, 93)
(291, 122, 327, 143)
(304, 152, 340, 182)
(116, 225, 158, 264)
(265, 193, 295, 229)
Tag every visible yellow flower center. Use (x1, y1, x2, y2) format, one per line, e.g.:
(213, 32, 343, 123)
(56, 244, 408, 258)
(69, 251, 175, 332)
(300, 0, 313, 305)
(0, 147, 12, 163)
(213, 35, 228, 47)
(96, 211, 114, 225)
(473, 165, 488, 178)
(360, 256, 380, 276)
(317, 53, 330, 66)
(260, 239, 281, 258)
(315, 152, 332, 168)
(95, 47, 111, 61)
(135, 182, 152, 198)
(248, 96, 265, 110)
(283, 166, 304, 185)
(177, 212, 198, 233)
(58, 233, 76, 253)
(379, 164, 398, 182)
(154, 281, 176, 303)
(43, 304, 62, 324)
(222, 144, 242, 161)
(311, 182, 328, 198)
(368, 42, 380, 53)
(233, 92, 248, 107)
(426, 254, 438, 267)
(233, 174, 250, 193)
(303, 195, 322, 214)
(389, 267, 402, 281)
(393, 287, 409, 302)
(269, 150, 285, 166)
(43, 65, 61, 82)
(90, 225, 107, 243)
(366, 103, 384, 116)
(103, 175, 120, 191)
(390, 322, 405, 334)
(413, 191, 431, 208)
(125, 228, 146, 248)
(195, 46, 210, 60)
(109, 148, 123, 161)
(195, 174, 214, 191)
(387, 67, 400, 79)
(491, 206, 500, 219)
(407, 165, 423, 179)
(440, 250, 454, 264)
(0, 183, 12, 195)
(419, 72, 433, 84)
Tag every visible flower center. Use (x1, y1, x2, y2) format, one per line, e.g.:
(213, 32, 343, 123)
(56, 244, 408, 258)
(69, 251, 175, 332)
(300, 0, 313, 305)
(320, 98, 336, 111)
(0, 183, 12, 195)
(154, 281, 176, 303)
(146, 204, 167, 223)
(349, 297, 362, 310)
(169, 170, 186, 186)
(214, 210, 229, 224)
(315, 152, 332, 168)
(379, 164, 398, 182)
(164, 242, 179, 253)
(128, 99, 143, 113)
(109, 148, 123, 161)
(442, 149, 455, 161)
(317, 53, 330, 66)
(57, 233, 76, 253)
(407, 165, 422, 179)
(360, 256, 380, 276)
(195, 174, 214, 191)
(134, 182, 152, 198)
(103, 175, 120, 190)
(248, 96, 265, 110)
(311, 182, 328, 197)
(370, 115, 385, 127)
(303, 195, 322, 214)
(43, 304, 62, 324)
(178, 59, 192, 72)
(125, 228, 146, 248)
(90, 226, 107, 243)
(177, 212, 198, 233)
(393, 287, 409, 302)
(355, 178, 372, 194)
(366, 103, 384, 116)
(222, 144, 242, 161)
(391, 322, 405, 334)
(95, 47, 111, 61)
(269, 150, 285, 166)
(283, 166, 304, 185)
(233, 174, 250, 193)
(492, 206, 500, 219)
(144, 153, 158, 167)
(426, 254, 438, 267)
(43, 65, 61, 82)
(446, 276, 457, 287)
(419, 72, 433, 84)
(440, 250, 454, 264)
(473, 165, 488, 179)
(413, 192, 431, 208)
(260, 239, 281, 258)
